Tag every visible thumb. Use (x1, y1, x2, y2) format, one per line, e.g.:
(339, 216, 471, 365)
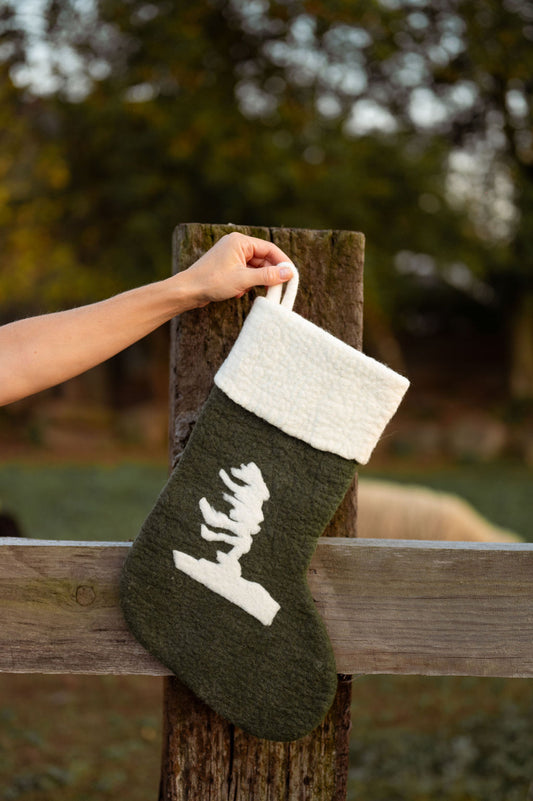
(247, 262, 294, 288)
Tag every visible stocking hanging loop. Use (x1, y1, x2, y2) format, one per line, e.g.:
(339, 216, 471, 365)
(266, 263, 299, 311)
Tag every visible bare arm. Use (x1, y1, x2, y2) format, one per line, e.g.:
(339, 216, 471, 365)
(0, 233, 293, 406)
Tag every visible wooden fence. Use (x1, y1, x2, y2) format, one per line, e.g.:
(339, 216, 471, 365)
(2, 535, 533, 801)
(2, 537, 533, 680)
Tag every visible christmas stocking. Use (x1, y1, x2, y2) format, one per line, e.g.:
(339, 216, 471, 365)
(120, 267, 409, 742)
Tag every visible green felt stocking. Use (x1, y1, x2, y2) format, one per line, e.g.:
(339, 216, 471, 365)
(120, 269, 409, 742)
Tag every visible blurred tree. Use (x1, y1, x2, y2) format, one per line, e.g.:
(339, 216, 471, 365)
(0, 0, 531, 395)
(225, 0, 533, 395)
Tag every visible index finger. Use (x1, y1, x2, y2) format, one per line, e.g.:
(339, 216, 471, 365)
(240, 235, 293, 268)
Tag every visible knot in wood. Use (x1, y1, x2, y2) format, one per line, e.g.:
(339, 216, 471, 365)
(76, 585, 96, 607)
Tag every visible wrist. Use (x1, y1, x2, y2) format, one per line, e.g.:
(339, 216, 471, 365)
(160, 271, 208, 317)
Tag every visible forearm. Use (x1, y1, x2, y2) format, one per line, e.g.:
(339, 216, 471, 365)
(0, 232, 293, 407)
(0, 274, 192, 406)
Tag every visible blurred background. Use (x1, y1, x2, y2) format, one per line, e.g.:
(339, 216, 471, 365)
(1, 0, 533, 470)
(1, 1, 533, 800)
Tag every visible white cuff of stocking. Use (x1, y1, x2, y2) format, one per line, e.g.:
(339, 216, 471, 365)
(214, 296, 410, 464)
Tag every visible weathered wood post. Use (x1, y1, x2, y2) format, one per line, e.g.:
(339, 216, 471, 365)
(159, 223, 364, 801)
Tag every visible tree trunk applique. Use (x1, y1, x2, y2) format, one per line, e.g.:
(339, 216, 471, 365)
(172, 462, 281, 626)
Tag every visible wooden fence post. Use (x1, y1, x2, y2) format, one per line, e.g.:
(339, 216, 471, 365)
(159, 223, 364, 801)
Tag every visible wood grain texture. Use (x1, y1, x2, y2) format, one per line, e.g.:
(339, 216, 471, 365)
(0, 538, 165, 676)
(2, 537, 533, 678)
(163, 223, 364, 801)
(311, 538, 533, 678)
(159, 675, 352, 801)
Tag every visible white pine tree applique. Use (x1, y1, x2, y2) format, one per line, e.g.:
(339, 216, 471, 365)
(173, 462, 281, 626)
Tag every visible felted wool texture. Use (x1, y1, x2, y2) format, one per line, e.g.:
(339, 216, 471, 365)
(120, 386, 355, 743)
(215, 296, 410, 463)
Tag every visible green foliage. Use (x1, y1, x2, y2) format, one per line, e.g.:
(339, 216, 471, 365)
(1, 0, 530, 309)
(0, 0, 532, 388)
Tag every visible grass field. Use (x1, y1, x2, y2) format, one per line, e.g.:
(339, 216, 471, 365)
(1, 460, 532, 542)
(1, 460, 532, 799)
(0, 675, 162, 801)
(1, 673, 533, 800)
(0, 462, 168, 542)
(349, 675, 533, 800)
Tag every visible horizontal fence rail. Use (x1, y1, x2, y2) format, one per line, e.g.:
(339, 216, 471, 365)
(1, 537, 533, 678)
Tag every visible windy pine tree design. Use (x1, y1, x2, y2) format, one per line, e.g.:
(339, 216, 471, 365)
(173, 462, 281, 626)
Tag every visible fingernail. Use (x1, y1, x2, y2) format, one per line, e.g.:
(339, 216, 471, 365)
(279, 266, 292, 280)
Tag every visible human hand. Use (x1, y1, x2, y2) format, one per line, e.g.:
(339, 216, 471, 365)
(178, 232, 294, 308)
